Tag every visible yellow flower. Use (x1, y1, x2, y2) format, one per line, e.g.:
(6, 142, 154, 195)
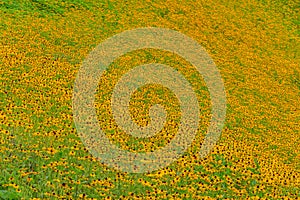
(79, 194, 87, 198)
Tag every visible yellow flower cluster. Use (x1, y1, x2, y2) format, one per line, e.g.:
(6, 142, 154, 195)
(0, 0, 299, 199)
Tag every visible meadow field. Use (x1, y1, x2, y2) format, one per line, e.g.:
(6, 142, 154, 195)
(0, 0, 299, 199)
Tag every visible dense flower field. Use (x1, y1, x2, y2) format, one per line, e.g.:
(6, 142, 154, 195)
(0, 0, 299, 199)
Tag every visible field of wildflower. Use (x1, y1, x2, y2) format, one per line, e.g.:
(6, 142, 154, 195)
(0, 0, 299, 199)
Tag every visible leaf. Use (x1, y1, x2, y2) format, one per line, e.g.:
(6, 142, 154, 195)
(0, 190, 20, 200)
